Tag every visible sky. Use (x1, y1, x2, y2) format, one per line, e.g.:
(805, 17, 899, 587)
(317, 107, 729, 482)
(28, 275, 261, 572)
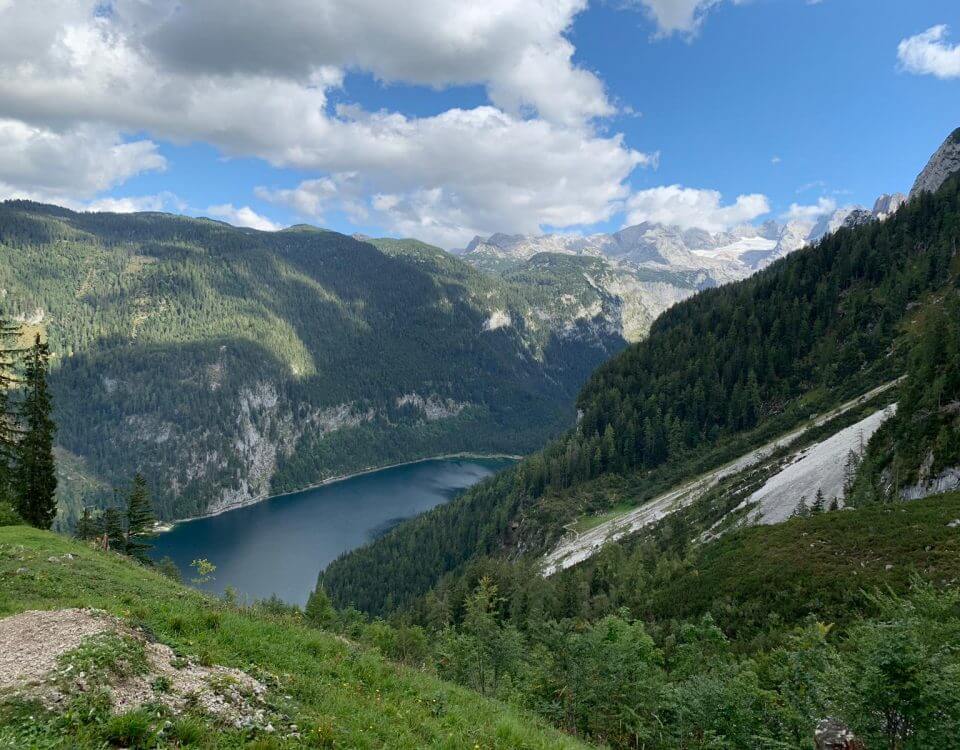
(0, 0, 958, 248)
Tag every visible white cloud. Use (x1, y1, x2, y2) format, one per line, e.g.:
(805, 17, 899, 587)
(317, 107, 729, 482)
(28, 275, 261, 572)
(85, 193, 178, 213)
(629, 0, 747, 36)
(898, 25, 960, 79)
(0, 119, 165, 200)
(256, 111, 650, 246)
(771, 155, 781, 164)
(205, 204, 282, 231)
(142, 0, 611, 126)
(624, 185, 769, 232)
(0, 0, 650, 245)
(782, 196, 836, 222)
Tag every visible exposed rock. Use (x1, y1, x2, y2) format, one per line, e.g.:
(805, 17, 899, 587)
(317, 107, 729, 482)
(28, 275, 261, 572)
(395, 393, 467, 421)
(841, 208, 876, 230)
(872, 192, 906, 218)
(910, 127, 960, 198)
(482, 310, 512, 331)
(902, 466, 960, 501)
(814, 718, 864, 750)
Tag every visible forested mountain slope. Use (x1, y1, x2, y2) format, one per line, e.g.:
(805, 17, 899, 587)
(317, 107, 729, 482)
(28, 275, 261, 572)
(0, 202, 628, 526)
(322, 162, 960, 616)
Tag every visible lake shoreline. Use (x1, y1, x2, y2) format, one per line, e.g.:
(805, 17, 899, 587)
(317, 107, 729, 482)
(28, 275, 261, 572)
(153, 452, 521, 533)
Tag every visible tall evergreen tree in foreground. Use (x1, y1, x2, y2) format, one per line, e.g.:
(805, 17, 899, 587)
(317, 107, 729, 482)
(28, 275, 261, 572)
(0, 314, 20, 506)
(124, 473, 156, 563)
(14, 334, 57, 529)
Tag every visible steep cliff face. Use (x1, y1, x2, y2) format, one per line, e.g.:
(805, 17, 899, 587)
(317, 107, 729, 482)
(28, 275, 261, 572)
(910, 127, 960, 198)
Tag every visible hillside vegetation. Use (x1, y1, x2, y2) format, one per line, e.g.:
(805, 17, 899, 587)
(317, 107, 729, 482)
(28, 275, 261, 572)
(0, 525, 588, 750)
(314, 494, 960, 749)
(0, 202, 626, 526)
(323, 174, 960, 615)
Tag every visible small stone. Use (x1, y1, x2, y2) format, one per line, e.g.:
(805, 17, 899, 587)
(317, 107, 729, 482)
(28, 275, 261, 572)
(948, 519, 960, 528)
(264, 723, 275, 733)
(885, 564, 894, 571)
(15, 567, 28, 574)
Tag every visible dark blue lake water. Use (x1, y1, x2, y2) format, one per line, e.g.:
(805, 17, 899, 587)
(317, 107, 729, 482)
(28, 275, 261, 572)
(150, 457, 514, 606)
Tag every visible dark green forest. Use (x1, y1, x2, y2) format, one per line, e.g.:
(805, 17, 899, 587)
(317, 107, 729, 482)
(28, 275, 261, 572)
(0, 202, 626, 525)
(322, 173, 960, 616)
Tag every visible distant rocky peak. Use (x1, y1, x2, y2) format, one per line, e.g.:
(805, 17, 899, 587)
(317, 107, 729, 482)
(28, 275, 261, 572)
(910, 126, 960, 198)
(872, 193, 906, 218)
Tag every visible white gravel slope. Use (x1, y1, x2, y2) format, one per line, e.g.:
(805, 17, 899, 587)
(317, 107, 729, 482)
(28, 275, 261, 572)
(540, 380, 901, 576)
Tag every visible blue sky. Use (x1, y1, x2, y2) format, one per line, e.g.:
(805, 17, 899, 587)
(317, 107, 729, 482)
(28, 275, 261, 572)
(1, 0, 959, 246)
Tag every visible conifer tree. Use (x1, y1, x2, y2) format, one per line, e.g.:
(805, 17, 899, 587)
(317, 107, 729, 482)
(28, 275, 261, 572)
(811, 489, 825, 513)
(124, 473, 155, 563)
(101, 506, 126, 551)
(14, 334, 57, 529)
(305, 586, 336, 628)
(0, 314, 20, 506)
(75, 506, 97, 540)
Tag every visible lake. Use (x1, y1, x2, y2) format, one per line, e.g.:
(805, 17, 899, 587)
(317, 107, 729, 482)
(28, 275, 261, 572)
(150, 457, 515, 606)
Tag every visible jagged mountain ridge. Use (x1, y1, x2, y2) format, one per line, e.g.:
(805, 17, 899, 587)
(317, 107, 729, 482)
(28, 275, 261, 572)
(459, 194, 907, 303)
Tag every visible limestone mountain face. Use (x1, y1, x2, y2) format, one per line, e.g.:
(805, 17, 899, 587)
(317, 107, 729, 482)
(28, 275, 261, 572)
(910, 127, 960, 198)
(872, 192, 906, 219)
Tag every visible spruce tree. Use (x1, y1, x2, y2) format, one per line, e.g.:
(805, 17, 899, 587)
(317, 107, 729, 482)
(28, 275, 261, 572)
(0, 315, 20, 506)
(101, 506, 126, 551)
(75, 506, 96, 540)
(124, 473, 155, 563)
(14, 334, 57, 529)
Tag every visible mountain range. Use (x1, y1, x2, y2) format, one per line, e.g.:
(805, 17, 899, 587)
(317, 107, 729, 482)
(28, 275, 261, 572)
(456, 191, 908, 339)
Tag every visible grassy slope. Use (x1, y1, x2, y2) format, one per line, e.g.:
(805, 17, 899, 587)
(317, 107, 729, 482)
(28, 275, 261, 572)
(645, 491, 960, 640)
(0, 526, 589, 750)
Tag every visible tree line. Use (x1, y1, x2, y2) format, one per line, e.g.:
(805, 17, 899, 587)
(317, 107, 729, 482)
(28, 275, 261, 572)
(1, 309, 159, 565)
(0, 315, 57, 529)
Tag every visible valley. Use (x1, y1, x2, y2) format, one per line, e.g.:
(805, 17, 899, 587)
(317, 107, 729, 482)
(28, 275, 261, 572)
(3, 3, 960, 748)
(150, 456, 514, 605)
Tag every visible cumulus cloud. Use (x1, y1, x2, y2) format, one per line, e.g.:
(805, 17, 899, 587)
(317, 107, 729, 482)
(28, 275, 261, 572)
(629, 0, 746, 36)
(897, 25, 960, 79)
(142, 0, 611, 125)
(0, 0, 654, 245)
(624, 185, 769, 232)
(205, 204, 282, 231)
(782, 196, 836, 222)
(0, 119, 165, 200)
(257, 111, 648, 246)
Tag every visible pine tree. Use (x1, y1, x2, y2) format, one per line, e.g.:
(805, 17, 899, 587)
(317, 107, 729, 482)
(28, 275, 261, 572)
(14, 334, 57, 529)
(811, 489, 825, 514)
(101, 506, 126, 551)
(124, 473, 156, 563)
(75, 506, 97, 540)
(305, 586, 335, 627)
(0, 314, 21, 506)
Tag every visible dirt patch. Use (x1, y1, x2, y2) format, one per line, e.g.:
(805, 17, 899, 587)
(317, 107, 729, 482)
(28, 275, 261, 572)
(0, 608, 108, 691)
(0, 608, 269, 729)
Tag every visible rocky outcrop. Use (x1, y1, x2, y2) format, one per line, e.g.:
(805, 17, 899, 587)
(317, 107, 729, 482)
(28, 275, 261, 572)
(814, 718, 864, 750)
(910, 127, 960, 198)
(395, 393, 467, 421)
(872, 192, 906, 218)
(902, 466, 960, 501)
